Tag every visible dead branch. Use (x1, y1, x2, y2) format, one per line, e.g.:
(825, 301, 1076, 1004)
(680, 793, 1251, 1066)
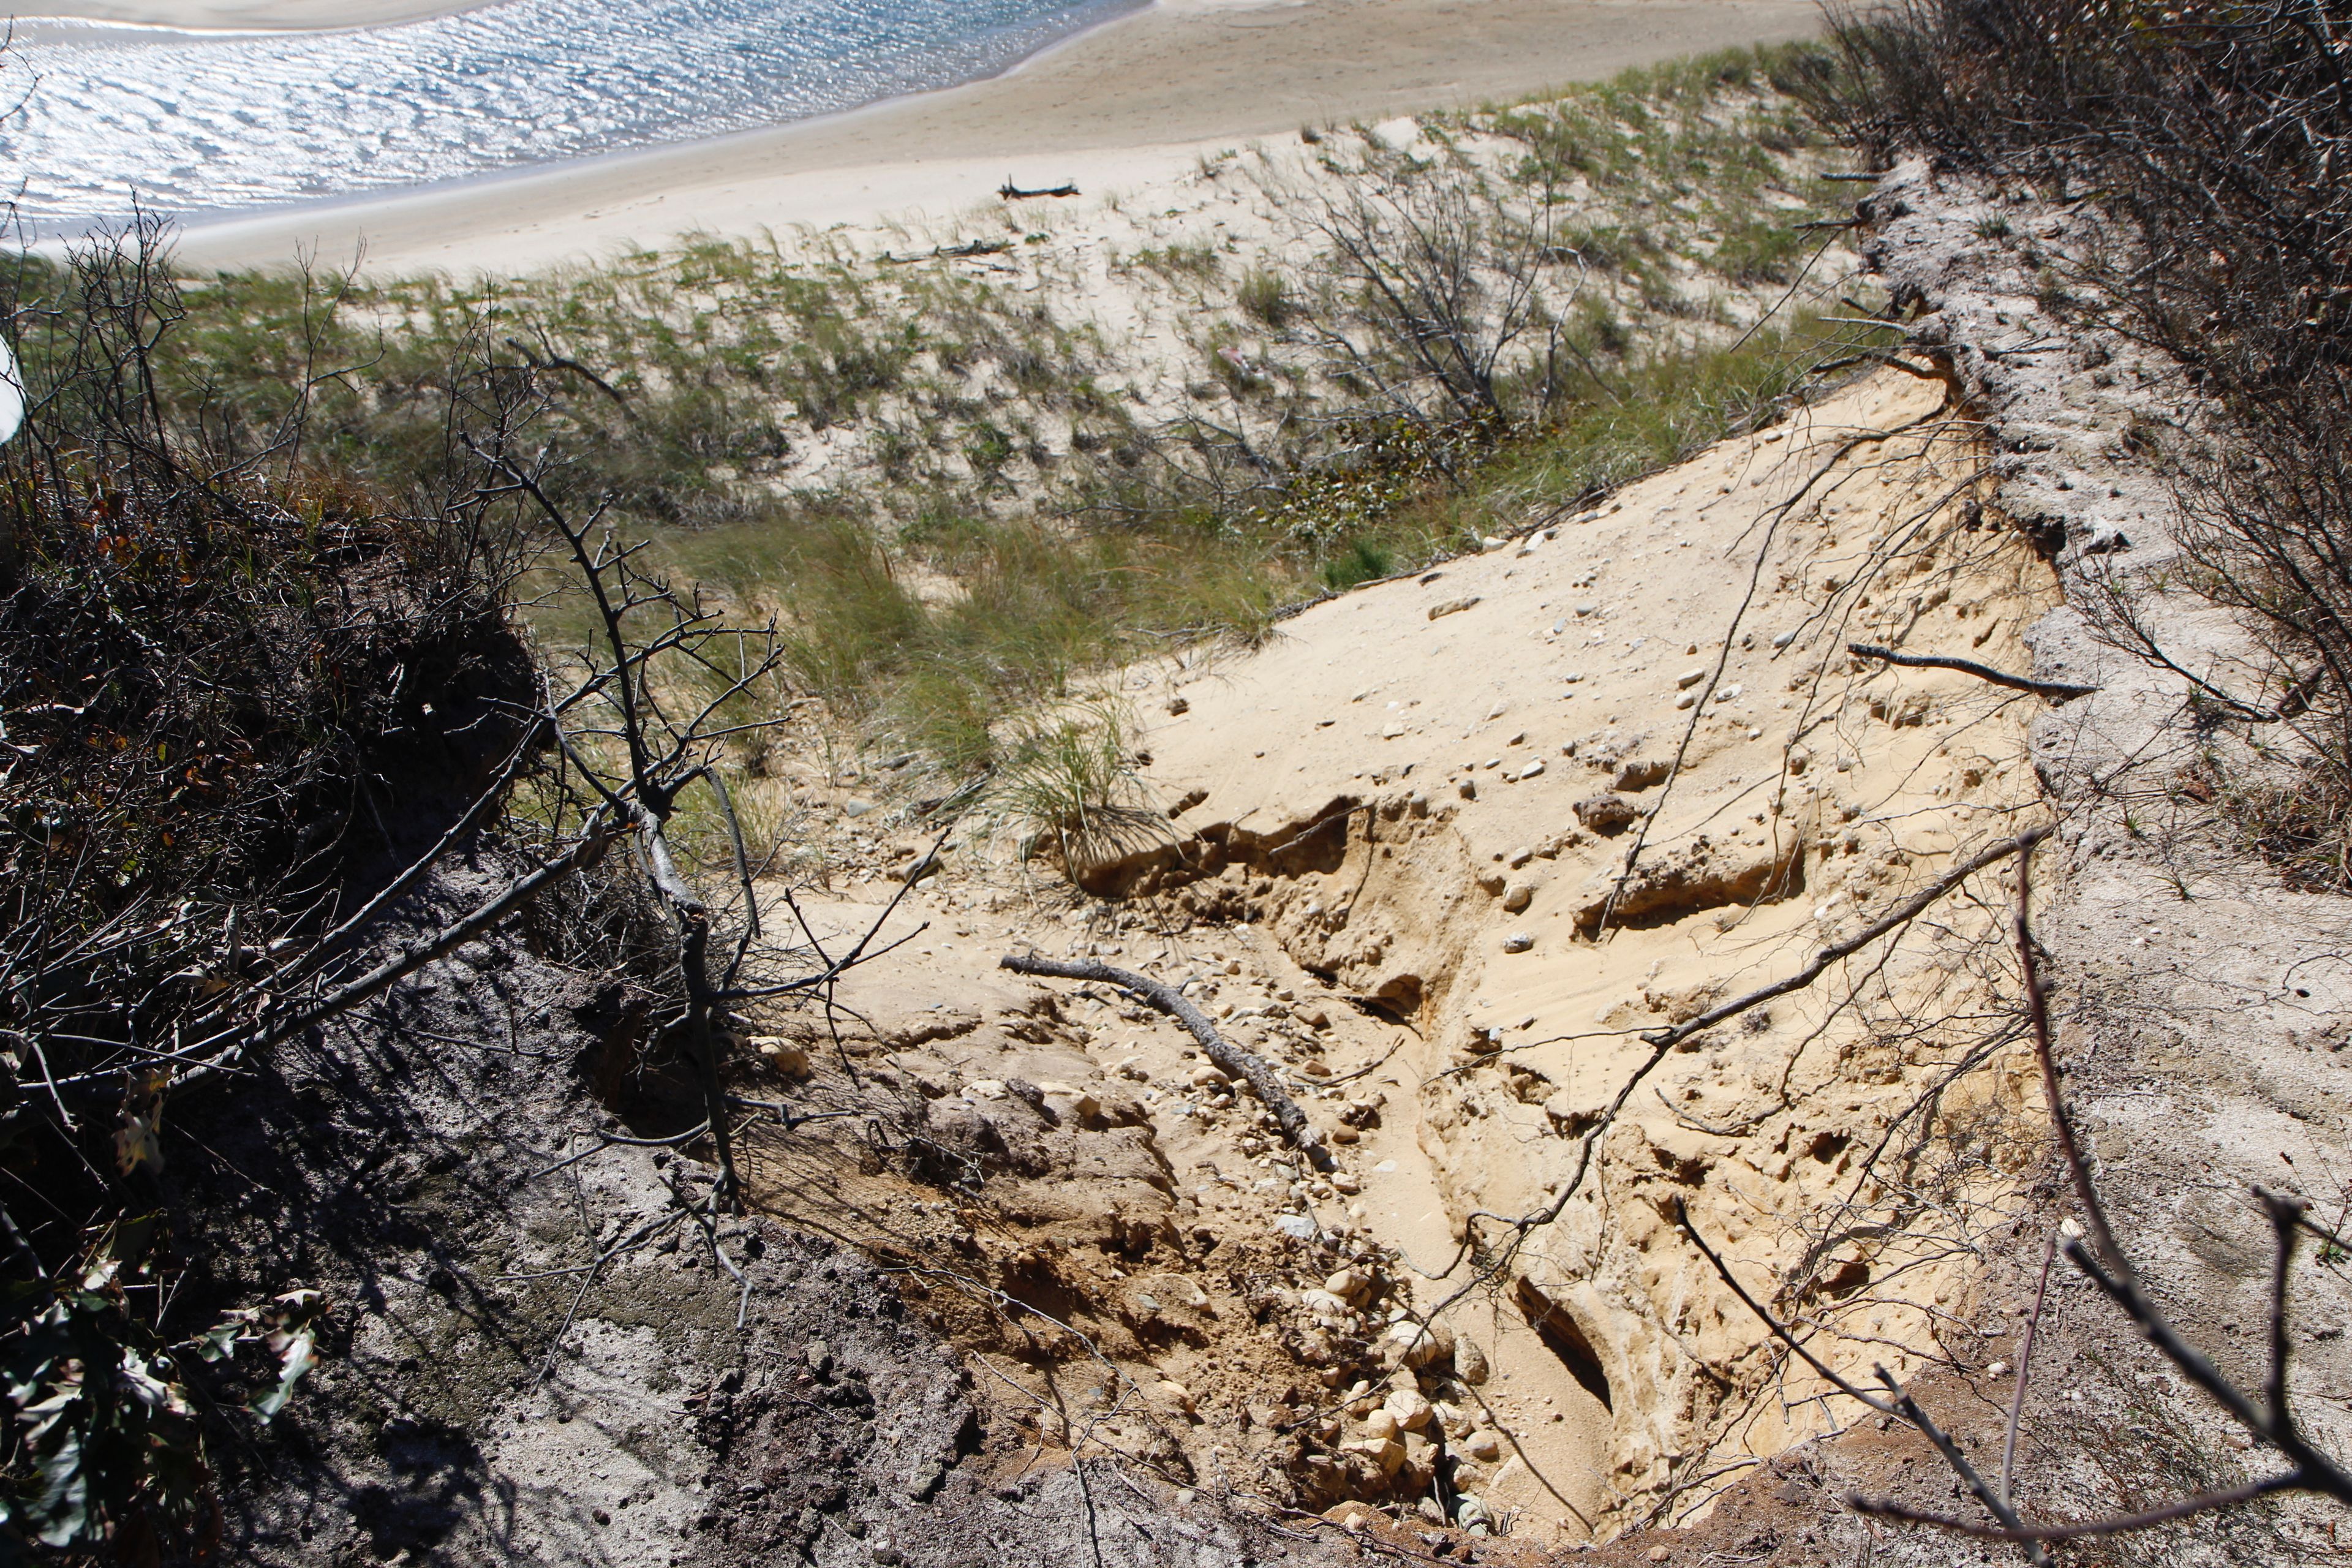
(1849, 641, 2098, 699)
(996, 953, 1336, 1172)
(1814, 836, 2352, 1544)
(1678, 1197, 2054, 1566)
(1645, 825, 2053, 1052)
(1000, 180, 1079, 199)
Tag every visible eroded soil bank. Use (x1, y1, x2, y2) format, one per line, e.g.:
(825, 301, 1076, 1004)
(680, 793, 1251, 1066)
(737, 365, 2075, 1548)
(211, 152, 2352, 1568)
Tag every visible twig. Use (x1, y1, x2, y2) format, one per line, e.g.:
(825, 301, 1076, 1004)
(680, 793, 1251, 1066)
(2000, 1223, 2062, 1506)
(1850, 641, 2099, 700)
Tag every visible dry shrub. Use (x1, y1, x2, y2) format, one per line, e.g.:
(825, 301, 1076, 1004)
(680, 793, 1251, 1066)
(1790, 0, 2352, 888)
(0, 224, 527, 1553)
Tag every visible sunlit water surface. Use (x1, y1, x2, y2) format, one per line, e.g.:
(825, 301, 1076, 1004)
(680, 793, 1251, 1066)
(1, 0, 1138, 235)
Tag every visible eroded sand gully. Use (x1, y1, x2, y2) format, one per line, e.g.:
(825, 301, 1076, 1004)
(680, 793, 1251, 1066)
(734, 369, 2067, 1543)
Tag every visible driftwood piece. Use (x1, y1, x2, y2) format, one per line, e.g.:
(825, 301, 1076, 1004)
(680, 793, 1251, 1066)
(878, 239, 1013, 265)
(1849, 641, 2098, 699)
(999, 180, 1080, 200)
(998, 953, 1336, 1172)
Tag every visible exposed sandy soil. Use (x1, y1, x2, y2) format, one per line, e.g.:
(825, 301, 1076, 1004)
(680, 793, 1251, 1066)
(733, 363, 2078, 1547)
(164, 0, 1822, 276)
(176, 113, 2352, 1568)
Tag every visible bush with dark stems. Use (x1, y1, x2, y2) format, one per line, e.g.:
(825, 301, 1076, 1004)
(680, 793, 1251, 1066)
(1789, 0, 2352, 886)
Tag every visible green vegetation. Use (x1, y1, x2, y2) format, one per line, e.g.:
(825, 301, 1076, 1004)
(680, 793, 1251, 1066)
(18, 45, 1876, 798)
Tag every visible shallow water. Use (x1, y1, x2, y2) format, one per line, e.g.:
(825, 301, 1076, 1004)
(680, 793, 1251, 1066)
(1, 0, 1140, 235)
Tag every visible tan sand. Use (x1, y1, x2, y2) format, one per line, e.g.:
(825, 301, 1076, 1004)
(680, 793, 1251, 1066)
(710, 368, 2059, 1539)
(167, 0, 1820, 276)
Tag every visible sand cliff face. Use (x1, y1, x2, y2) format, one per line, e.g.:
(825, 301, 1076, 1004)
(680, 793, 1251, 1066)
(739, 364, 2073, 1544)
(1115, 368, 2060, 1534)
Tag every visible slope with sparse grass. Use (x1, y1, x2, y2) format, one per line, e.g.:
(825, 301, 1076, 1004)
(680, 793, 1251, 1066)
(94, 48, 1880, 809)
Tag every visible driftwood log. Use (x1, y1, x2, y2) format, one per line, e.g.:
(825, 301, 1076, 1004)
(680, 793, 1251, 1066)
(998, 953, 1336, 1172)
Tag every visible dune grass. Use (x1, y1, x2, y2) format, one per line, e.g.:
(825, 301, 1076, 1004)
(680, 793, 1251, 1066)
(21, 43, 1867, 795)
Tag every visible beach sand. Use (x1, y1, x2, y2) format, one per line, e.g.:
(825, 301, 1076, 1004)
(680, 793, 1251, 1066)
(161, 0, 1820, 277)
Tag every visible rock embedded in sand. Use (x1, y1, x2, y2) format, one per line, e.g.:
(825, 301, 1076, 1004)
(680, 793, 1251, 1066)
(1427, 596, 1481, 621)
(752, 1036, 812, 1077)
(1574, 794, 1639, 835)
(1502, 881, 1536, 914)
(1613, 758, 1671, 791)
(1463, 1427, 1502, 1461)
(1383, 1388, 1433, 1431)
(1385, 1319, 1442, 1367)
(1501, 932, 1535, 954)
(1153, 1379, 1196, 1414)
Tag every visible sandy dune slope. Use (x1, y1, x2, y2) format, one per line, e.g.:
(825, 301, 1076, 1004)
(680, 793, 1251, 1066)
(731, 366, 2071, 1541)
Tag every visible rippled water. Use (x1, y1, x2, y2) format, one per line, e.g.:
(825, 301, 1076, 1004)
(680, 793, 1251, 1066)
(1, 0, 1139, 233)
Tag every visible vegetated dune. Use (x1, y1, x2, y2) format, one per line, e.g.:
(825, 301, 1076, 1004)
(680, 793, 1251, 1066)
(741, 364, 2068, 1542)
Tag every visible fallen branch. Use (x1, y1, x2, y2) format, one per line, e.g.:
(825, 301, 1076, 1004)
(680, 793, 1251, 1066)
(879, 239, 1014, 264)
(1000, 180, 1080, 200)
(997, 954, 1335, 1172)
(1849, 642, 2098, 699)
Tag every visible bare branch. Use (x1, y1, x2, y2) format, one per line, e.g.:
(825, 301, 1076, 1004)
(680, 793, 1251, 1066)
(998, 954, 1336, 1172)
(1849, 641, 2099, 699)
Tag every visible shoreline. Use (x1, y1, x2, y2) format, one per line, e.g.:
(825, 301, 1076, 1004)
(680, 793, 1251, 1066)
(159, 0, 1821, 279)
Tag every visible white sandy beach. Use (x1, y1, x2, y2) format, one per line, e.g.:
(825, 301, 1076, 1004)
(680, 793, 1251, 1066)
(147, 0, 1820, 277)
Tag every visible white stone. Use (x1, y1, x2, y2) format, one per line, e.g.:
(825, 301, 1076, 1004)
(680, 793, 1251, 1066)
(1383, 1389, 1433, 1431)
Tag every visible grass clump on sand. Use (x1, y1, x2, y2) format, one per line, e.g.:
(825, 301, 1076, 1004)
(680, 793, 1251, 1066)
(53, 43, 1882, 793)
